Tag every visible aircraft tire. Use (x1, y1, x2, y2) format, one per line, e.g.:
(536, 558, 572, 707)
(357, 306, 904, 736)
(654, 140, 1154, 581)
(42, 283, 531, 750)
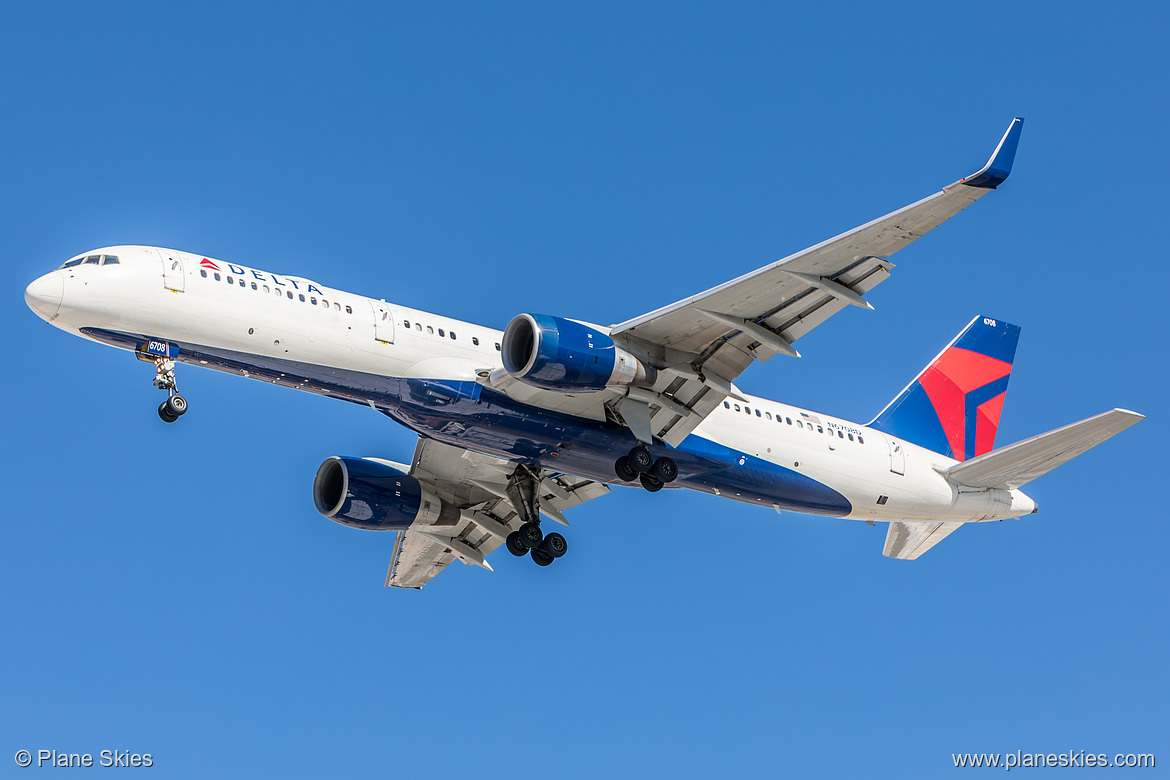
(628, 446, 653, 473)
(531, 548, 554, 567)
(505, 531, 528, 557)
(167, 394, 188, 416)
(540, 532, 567, 559)
(614, 456, 638, 482)
(158, 402, 178, 424)
(518, 522, 543, 550)
(639, 473, 664, 492)
(652, 457, 678, 483)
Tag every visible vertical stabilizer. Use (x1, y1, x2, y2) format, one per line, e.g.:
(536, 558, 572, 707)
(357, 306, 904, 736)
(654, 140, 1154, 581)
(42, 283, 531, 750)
(869, 316, 1021, 461)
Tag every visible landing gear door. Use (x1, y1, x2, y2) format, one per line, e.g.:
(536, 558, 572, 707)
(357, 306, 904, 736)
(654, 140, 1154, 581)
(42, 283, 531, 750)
(370, 300, 394, 344)
(158, 249, 185, 292)
(885, 435, 905, 475)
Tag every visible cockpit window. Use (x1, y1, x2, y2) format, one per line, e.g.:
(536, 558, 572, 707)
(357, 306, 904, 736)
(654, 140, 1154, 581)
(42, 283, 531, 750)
(59, 253, 120, 269)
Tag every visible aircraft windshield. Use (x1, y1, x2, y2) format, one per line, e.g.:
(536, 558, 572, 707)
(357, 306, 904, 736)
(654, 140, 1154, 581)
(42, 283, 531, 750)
(58, 254, 120, 269)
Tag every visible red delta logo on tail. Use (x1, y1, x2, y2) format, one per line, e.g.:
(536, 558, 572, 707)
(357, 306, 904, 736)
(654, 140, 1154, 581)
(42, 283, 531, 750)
(870, 316, 1021, 462)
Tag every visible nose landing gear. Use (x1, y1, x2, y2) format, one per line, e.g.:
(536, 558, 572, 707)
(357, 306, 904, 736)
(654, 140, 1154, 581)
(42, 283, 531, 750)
(152, 357, 189, 424)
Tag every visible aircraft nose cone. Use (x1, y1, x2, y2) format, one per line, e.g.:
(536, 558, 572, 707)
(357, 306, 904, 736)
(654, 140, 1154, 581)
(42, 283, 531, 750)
(25, 272, 64, 320)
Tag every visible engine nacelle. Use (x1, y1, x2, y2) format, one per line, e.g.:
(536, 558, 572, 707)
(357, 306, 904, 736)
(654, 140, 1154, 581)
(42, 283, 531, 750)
(501, 313, 655, 392)
(313, 457, 459, 530)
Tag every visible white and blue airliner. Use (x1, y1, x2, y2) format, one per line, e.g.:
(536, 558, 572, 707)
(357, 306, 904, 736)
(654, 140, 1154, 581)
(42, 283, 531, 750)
(24, 118, 1143, 587)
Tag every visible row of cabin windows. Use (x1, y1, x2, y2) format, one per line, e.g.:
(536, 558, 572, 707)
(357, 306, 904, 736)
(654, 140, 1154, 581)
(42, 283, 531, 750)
(59, 254, 119, 268)
(402, 319, 502, 351)
(201, 269, 354, 314)
(723, 400, 865, 444)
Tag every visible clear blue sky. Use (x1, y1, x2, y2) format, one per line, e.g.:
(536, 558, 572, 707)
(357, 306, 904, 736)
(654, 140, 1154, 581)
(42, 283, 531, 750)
(2, 2, 1165, 777)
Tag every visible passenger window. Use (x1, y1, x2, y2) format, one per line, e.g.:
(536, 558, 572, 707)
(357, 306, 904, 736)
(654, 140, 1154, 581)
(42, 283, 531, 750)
(239, 279, 245, 287)
(427, 326, 434, 334)
(744, 407, 751, 414)
(214, 273, 221, 281)
(450, 332, 456, 340)
(858, 435, 864, 444)
(345, 305, 352, 313)
(102, 255, 119, 265)
(415, 323, 421, 331)
(472, 337, 479, 346)
(334, 303, 340, 311)
(724, 401, 730, 409)
(322, 299, 329, 307)
(786, 417, 792, 425)
(765, 412, 772, 420)
(796, 420, 802, 428)
(298, 294, 305, 302)
(495, 343, 500, 351)
(838, 430, 844, 438)
(84, 255, 100, 264)
(287, 291, 294, 299)
(755, 409, 761, 417)
(848, 433, 854, 441)
(227, 276, 233, 284)
(264, 285, 270, 293)
(251, 282, 258, 290)
(817, 426, 823, 433)
(438, 329, 445, 337)
(734, 404, 740, 412)
(310, 297, 317, 304)
(200, 269, 208, 278)
(404, 320, 410, 328)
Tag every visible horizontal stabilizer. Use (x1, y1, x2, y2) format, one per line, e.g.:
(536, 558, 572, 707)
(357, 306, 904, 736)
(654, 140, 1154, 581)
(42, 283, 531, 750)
(944, 409, 1144, 490)
(883, 521, 962, 560)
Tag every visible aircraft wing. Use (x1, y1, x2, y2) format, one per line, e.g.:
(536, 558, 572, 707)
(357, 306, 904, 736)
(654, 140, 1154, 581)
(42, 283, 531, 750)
(882, 521, 963, 560)
(605, 118, 1024, 447)
(385, 437, 610, 589)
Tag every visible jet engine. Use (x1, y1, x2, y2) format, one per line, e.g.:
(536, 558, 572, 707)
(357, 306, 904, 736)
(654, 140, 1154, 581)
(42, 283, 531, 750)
(313, 456, 459, 530)
(501, 313, 655, 392)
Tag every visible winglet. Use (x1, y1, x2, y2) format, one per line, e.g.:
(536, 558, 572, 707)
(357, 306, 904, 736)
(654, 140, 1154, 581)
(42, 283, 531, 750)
(962, 117, 1024, 189)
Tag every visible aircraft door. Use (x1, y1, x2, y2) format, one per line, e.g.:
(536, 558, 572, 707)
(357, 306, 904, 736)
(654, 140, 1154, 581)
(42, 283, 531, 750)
(158, 249, 185, 292)
(885, 435, 905, 475)
(370, 300, 394, 344)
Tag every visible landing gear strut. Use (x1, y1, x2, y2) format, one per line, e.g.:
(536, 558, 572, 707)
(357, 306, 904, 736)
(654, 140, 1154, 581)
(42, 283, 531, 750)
(615, 444, 676, 492)
(503, 465, 569, 567)
(152, 357, 188, 424)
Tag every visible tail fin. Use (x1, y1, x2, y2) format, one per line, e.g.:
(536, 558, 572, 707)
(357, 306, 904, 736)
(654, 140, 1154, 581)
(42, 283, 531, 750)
(869, 316, 1021, 462)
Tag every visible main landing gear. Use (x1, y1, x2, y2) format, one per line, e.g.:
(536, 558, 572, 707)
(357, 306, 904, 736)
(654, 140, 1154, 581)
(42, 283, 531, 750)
(152, 357, 189, 424)
(503, 464, 569, 567)
(614, 445, 677, 492)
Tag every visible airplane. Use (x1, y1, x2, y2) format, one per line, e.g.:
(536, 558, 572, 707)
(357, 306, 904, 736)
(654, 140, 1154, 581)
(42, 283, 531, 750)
(23, 117, 1144, 588)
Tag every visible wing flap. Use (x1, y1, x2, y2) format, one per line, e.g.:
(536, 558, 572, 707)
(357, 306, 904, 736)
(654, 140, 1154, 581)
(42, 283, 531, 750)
(882, 521, 962, 560)
(945, 409, 1144, 490)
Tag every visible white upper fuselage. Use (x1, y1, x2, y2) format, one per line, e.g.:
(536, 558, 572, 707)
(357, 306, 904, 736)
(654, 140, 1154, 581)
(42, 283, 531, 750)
(25, 245, 1037, 525)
